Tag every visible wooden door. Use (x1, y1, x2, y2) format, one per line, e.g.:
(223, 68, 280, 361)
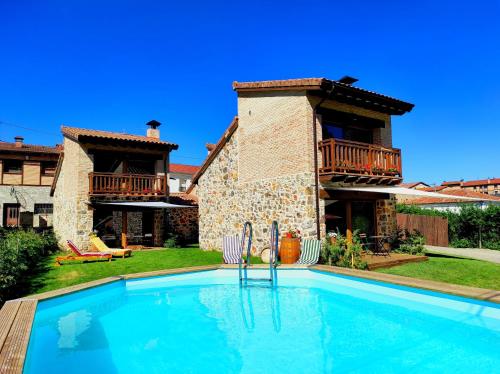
(4, 204, 20, 227)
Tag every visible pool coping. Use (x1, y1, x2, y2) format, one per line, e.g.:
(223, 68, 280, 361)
(1, 264, 498, 373)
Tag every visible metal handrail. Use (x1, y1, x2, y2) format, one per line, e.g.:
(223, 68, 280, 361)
(238, 221, 253, 283)
(270, 220, 279, 285)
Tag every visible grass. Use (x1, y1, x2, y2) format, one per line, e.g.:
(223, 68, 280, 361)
(27, 245, 245, 295)
(376, 254, 500, 290)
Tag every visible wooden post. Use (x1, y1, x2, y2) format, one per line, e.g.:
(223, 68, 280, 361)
(346, 201, 352, 244)
(121, 209, 128, 249)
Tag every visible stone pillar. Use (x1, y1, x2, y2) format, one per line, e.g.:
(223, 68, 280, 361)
(153, 209, 165, 246)
(376, 197, 397, 237)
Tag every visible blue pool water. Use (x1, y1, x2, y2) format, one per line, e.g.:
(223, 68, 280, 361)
(24, 269, 500, 373)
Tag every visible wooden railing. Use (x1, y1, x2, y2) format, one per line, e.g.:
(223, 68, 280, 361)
(89, 172, 168, 197)
(318, 138, 402, 178)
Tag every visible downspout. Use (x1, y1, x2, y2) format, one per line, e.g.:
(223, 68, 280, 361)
(312, 86, 334, 240)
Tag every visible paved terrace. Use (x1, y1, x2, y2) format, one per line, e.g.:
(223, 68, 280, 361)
(426, 245, 500, 264)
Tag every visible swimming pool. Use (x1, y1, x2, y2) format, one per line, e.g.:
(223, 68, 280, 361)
(24, 269, 500, 373)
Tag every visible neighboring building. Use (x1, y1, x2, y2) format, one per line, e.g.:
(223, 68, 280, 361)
(407, 190, 500, 213)
(442, 178, 500, 196)
(188, 77, 414, 252)
(0, 136, 60, 228)
(169, 163, 200, 192)
(399, 182, 429, 190)
(51, 120, 187, 250)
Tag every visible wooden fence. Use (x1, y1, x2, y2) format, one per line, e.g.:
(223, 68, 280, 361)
(396, 213, 448, 247)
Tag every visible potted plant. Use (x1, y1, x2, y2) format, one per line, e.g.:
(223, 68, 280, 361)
(280, 229, 301, 264)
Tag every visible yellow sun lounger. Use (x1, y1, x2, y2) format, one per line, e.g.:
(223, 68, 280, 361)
(90, 234, 132, 258)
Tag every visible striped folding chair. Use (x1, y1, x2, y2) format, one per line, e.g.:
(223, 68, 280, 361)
(296, 239, 322, 265)
(222, 235, 242, 264)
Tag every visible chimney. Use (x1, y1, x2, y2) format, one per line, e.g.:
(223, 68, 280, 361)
(146, 120, 161, 139)
(14, 136, 24, 148)
(205, 143, 215, 155)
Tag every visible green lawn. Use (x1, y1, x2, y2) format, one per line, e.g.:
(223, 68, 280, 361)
(376, 255, 500, 290)
(28, 246, 227, 295)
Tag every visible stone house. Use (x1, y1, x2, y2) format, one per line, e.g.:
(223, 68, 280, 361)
(51, 121, 197, 250)
(0, 136, 60, 228)
(188, 77, 414, 252)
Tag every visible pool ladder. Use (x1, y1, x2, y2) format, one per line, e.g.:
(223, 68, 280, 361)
(238, 221, 279, 286)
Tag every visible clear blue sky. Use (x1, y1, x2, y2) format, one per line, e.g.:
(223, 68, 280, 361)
(1, 1, 498, 184)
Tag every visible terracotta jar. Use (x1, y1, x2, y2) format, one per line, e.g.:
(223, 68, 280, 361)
(280, 237, 301, 264)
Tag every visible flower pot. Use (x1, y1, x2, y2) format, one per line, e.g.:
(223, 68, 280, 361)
(280, 237, 300, 264)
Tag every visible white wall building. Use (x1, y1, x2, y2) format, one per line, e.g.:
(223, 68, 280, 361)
(169, 164, 200, 193)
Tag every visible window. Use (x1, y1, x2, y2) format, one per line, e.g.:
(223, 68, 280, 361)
(179, 179, 187, 192)
(41, 161, 57, 176)
(3, 160, 22, 174)
(34, 204, 53, 214)
(3, 204, 20, 227)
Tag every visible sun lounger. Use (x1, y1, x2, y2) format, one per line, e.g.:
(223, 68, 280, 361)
(296, 239, 321, 265)
(90, 234, 132, 258)
(55, 240, 112, 265)
(223, 235, 241, 264)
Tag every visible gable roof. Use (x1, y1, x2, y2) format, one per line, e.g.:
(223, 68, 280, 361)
(462, 178, 500, 187)
(399, 182, 430, 189)
(233, 78, 414, 115)
(186, 116, 238, 193)
(0, 141, 60, 155)
(61, 126, 178, 149)
(170, 163, 200, 175)
(409, 189, 500, 205)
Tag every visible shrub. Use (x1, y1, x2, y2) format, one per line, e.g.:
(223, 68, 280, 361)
(0, 229, 57, 303)
(164, 233, 181, 248)
(396, 230, 425, 255)
(320, 232, 367, 270)
(450, 238, 473, 248)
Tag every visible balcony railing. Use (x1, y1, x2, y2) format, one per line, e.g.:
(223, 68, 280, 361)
(318, 138, 402, 178)
(89, 172, 168, 197)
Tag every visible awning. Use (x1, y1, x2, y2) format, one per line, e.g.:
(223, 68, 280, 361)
(96, 201, 193, 208)
(329, 186, 481, 201)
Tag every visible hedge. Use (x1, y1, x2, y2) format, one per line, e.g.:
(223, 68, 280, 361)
(0, 229, 58, 303)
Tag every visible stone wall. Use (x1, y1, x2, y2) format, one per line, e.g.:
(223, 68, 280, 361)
(111, 211, 143, 237)
(167, 207, 199, 243)
(53, 137, 94, 250)
(197, 128, 321, 253)
(376, 197, 397, 237)
(153, 209, 165, 246)
(0, 185, 52, 226)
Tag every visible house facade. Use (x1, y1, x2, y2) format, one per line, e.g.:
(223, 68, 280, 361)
(0, 137, 59, 228)
(51, 121, 180, 250)
(189, 77, 414, 252)
(169, 163, 200, 192)
(442, 178, 500, 196)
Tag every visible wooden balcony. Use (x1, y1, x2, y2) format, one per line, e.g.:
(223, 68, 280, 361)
(318, 138, 402, 185)
(89, 172, 168, 198)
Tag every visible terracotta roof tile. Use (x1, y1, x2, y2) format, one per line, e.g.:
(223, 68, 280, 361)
(409, 190, 500, 205)
(0, 141, 60, 154)
(400, 182, 429, 189)
(61, 126, 178, 149)
(232, 78, 414, 115)
(170, 163, 200, 175)
(420, 186, 447, 192)
(169, 192, 198, 206)
(461, 178, 500, 187)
